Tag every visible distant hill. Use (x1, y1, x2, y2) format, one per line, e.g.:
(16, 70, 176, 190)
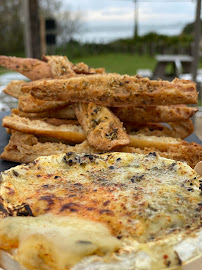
(182, 20, 202, 35)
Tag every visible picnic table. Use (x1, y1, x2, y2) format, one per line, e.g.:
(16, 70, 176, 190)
(152, 55, 193, 81)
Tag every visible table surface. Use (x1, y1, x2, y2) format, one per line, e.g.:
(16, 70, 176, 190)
(0, 111, 201, 172)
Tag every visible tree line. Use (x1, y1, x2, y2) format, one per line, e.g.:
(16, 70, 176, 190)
(0, 0, 200, 58)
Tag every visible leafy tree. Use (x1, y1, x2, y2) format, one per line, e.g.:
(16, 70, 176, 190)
(0, 0, 83, 54)
(182, 20, 202, 35)
(57, 9, 83, 44)
(0, 0, 24, 54)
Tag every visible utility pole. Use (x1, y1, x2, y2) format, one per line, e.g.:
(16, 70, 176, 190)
(23, 0, 41, 59)
(191, 0, 201, 82)
(134, 0, 138, 38)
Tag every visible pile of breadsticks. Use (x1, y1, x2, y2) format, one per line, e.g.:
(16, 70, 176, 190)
(0, 55, 201, 168)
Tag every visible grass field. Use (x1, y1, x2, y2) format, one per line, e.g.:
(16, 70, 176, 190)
(0, 53, 156, 75)
(71, 53, 156, 75)
(72, 53, 202, 74)
(0, 52, 201, 75)
(0, 67, 11, 75)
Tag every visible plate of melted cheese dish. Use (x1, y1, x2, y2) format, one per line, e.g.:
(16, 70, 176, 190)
(0, 151, 201, 270)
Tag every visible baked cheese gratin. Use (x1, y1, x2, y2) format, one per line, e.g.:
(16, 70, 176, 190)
(0, 152, 201, 270)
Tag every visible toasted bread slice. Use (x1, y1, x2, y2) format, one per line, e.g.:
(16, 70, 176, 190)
(112, 105, 198, 123)
(42, 55, 76, 77)
(0, 55, 104, 83)
(0, 56, 52, 80)
(14, 103, 198, 122)
(42, 55, 105, 76)
(128, 133, 187, 151)
(2, 114, 85, 143)
(125, 119, 194, 139)
(122, 142, 202, 169)
(74, 102, 130, 150)
(3, 80, 25, 98)
(34, 118, 79, 126)
(18, 94, 69, 113)
(166, 119, 194, 139)
(73, 61, 105, 74)
(22, 74, 198, 106)
(2, 114, 193, 150)
(0, 131, 96, 163)
(1, 131, 201, 168)
(12, 106, 76, 119)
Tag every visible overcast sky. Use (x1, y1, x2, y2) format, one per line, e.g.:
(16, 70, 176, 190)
(61, 0, 199, 43)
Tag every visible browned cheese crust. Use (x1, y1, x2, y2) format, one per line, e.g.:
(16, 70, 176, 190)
(74, 102, 130, 150)
(0, 56, 52, 80)
(22, 74, 198, 106)
(112, 105, 198, 123)
(0, 151, 201, 246)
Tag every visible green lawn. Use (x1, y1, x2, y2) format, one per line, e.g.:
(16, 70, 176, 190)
(0, 53, 155, 76)
(0, 52, 201, 76)
(71, 53, 156, 75)
(0, 67, 11, 75)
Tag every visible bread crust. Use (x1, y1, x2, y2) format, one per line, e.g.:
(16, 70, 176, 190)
(1, 131, 201, 168)
(73, 61, 105, 74)
(166, 119, 194, 139)
(42, 55, 105, 76)
(3, 80, 25, 98)
(42, 55, 76, 77)
(122, 142, 202, 169)
(0, 55, 105, 82)
(125, 119, 194, 139)
(2, 114, 193, 150)
(22, 74, 198, 106)
(2, 114, 85, 143)
(16, 102, 198, 123)
(128, 133, 186, 151)
(0, 56, 52, 80)
(18, 94, 69, 113)
(0, 132, 96, 163)
(12, 106, 76, 119)
(112, 105, 198, 122)
(74, 102, 130, 150)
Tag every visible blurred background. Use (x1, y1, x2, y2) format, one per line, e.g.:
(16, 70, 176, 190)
(0, 0, 201, 137)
